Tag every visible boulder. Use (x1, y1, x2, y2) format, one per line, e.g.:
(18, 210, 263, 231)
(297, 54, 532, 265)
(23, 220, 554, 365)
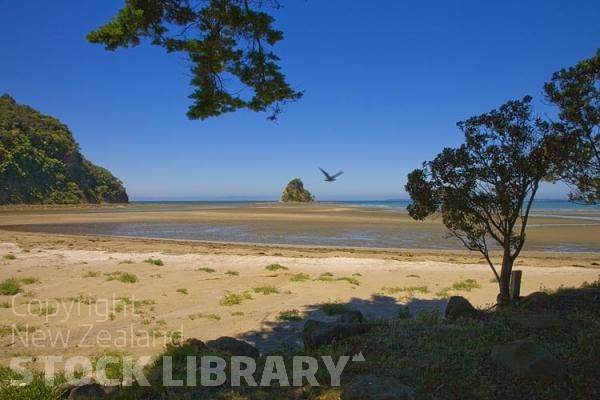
(490, 340, 566, 381)
(280, 178, 314, 202)
(520, 291, 552, 309)
(342, 374, 414, 400)
(444, 296, 480, 320)
(68, 382, 109, 399)
(337, 310, 364, 324)
(302, 319, 376, 351)
(206, 336, 259, 358)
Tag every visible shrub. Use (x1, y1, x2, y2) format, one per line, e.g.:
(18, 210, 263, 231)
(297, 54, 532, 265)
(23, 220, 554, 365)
(265, 263, 288, 271)
(118, 272, 138, 283)
(176, 288, 189, 295)
(0, 278, 22, 295)
(225, 270, 239, 276)
(219, 291, 252, 306)
(3, 254, 16, 260)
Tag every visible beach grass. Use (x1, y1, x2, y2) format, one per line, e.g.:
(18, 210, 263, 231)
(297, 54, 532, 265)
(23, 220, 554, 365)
(0, 278, 22, 295)
(290, 272, 310, 282)
(252, 285, 279, 295)
(196, 267, 215, 273)
(277, 309, 302, 321)
(143, 258, 164, 266)
(219, 291, 253, 306)
(265, 263, 288, 271)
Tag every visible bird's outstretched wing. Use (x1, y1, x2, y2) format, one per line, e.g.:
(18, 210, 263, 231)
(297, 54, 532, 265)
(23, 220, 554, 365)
(331, 171, 344, 179)
(319, 168, 332, 179)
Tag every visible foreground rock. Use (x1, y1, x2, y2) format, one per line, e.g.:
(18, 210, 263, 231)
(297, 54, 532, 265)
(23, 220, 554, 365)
(67, 382, 112, 399)
(303, 312, 377, 351)
(342, 374, 414, 400)
(206, 336, 260, 358)
(444, 296, 481, 320)
(490, 340, 566, 380)
(280, 178, 314, 202)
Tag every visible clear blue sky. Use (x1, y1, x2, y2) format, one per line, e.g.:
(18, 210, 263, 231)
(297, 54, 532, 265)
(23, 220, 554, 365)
(1, 1, 598, 201)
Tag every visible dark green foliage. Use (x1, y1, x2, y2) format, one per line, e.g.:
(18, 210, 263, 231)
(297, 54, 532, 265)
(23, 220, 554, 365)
(280, 178, 314, 202)
(544, 50, 600, 204)
(406, 97, 550, 304)
(88, 0, 302, 120)
(0, 95, 128, 205)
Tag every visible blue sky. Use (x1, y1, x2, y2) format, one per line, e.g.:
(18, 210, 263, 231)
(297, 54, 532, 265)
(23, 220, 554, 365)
(1, 1, 599, 201)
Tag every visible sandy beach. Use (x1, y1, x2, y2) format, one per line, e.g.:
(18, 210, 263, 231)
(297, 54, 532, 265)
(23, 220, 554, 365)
(1, 204, 599, 368)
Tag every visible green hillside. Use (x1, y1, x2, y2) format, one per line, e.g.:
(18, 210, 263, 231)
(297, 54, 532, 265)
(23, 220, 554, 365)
(0, 95, 128, 204)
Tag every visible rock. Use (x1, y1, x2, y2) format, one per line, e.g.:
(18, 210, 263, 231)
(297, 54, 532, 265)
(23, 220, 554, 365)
(444, 296, 480, 320)
(302, 319, 377, 351)
(490, 340, 566, 380)
(206, 336, 259, 358)
(68, 383, 109, 399)
(520, 291, 552, 309)
(337, 310, 364, 324)
(342, 374, 414, 400)
(280, 178, 314, 202)
(185, 338, 208, 353)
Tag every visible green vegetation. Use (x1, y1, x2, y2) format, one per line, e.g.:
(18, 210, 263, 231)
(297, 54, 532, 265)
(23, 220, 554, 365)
(231, 311, 244, 316)
(219, 291, 253, 306)
(82, 270, 101, 278)
(89, 1, 301, 120)
(252, 285, 279, 295)
(316, 273, 360, 286)
(406, 97, 549, 304)
(383, 286, 429, 295)
(544, 50, 600, 203)
(143, 258, 164, 266)
(276, 309, 302, 321)
(225, 270, 239, 276)
(0, 278, 22, 295)
(20, 277, 39, 285)
(265, 263, 288, 271)
(451, 279, 481, 292)
(0, 95, 128, 204)
(119, 259, 135, 265)
(196, 267, 215, 273)
(280, 178, 314, 202)
(176, 288, 189, 295)
(105, 271, 138, 283)
(318, 301, 352, 316)
(290, 272, 310, 282)
(2, 254, 16, 260)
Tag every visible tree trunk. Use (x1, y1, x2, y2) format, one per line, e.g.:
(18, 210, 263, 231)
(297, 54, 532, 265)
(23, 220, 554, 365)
(497, 250, 514, 305)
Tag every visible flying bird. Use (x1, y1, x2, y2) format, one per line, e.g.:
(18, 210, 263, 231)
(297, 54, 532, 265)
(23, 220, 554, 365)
(319, 168, 343, 182)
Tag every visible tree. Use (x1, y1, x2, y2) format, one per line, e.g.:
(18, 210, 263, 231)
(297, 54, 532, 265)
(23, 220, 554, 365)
(88, 0, 302, 120)
(544, 50, 600, 204)
(405, 97, 550, 304)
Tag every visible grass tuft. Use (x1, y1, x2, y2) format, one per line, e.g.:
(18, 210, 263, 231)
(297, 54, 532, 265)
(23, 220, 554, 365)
(219, 291, 252, 306)
(2, 254, 16, 260)
(265, 263, 288, 271)
(277, 309, 303, 321)
(252, 285, 279, 295)
(0, 278, 22, 295)
(225, 270, 239, 276)
(290, 272, 310, 282)
(196, 267, 215, 273)
(176, 288, 189, 295)
(143, 258, 164, 266)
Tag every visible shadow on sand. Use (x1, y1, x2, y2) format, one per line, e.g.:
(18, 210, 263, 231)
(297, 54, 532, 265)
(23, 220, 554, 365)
(235, 295, 449, 354)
